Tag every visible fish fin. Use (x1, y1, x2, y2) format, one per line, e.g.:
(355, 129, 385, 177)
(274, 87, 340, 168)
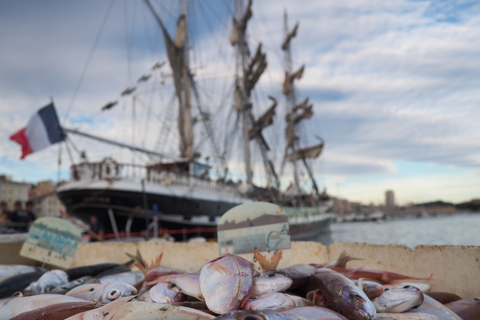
(336, 251, 362, 268)
(270, 250, 283, 270)
(254, 249, 276, 273)
(207, 262, 235, 275)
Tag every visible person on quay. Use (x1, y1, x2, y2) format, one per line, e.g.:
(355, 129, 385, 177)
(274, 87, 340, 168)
(9, 200, 36, 231)
(0, 201, 10, 223)
(89, 215, 104, 242)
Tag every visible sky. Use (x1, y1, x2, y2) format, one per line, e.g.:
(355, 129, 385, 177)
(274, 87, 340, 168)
(0, 0, 479, 206)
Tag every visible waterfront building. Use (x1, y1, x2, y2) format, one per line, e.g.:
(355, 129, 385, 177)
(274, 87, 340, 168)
(385, 190, 395, 213)
(0, 175, 30, 210)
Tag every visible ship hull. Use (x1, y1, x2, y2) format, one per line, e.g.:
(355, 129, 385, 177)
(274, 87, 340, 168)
(56, 178, 332, 241)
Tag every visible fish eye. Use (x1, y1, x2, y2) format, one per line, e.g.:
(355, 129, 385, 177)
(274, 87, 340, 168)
(89, 288, 95, 292)
(403, 285, 412, 289)
(266, 272, 276, 277)
(168, 283, 177, 289)
(107, 289, 121, 300)
(384, 288, 390, 291)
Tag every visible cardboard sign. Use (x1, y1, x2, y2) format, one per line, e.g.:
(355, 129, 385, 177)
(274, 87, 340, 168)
(20, 217, 81, 268)
(217, 202, 293, 273)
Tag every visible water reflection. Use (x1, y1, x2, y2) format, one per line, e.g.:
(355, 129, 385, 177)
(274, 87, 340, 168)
(315, 213, 480, 249)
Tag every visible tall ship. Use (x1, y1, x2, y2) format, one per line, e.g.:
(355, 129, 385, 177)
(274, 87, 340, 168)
(56, 0, 333, 241)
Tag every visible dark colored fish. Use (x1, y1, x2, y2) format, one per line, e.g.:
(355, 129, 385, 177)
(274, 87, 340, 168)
(426, 292, 462, 304)
(93, 265, 131, 278)
(310, 268, 376, 320)
(65, 263, 120, 280)
(10, 301, 96, 320)
(445, 297, 480, 320)
(0, 270, 46, 298)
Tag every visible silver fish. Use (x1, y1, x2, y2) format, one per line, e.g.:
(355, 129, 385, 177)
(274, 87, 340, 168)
(138, 282, 186, 303)
(99, 270, 144, 286)
(244, 292, 312, 310)
(24, 269, 69, 295)
(373, 286, 424, 313)
(252, 271, 293, 297)
(199, 254, 254, 314)
(65, 296, 215, 319)
(68, 282, 137, 304)
(214, 310, 306, 320)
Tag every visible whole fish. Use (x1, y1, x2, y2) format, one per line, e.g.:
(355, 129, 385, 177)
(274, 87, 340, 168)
(25, 269, 69, 295)
(199, 254, 254, 314)
(214, 310, 306, 320)
(65, 296, 215, 319)
(138, 282, 186, 303)
(445, 297, 480, 320)
(244, 292, 312, 310)
(0, 294, 92, 320)
(0, 270, 46, 298)
(10, 301, 97, 320)
(67, 282, 137, 304)
(281, 306, 349, 320)
(252, 271, 293, 297)
(311, 268, 376, 320)
(372, 286, 424, 313)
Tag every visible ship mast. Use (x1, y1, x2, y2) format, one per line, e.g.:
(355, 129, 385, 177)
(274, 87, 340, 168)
(282, 10, 323, 196)
(144, 0, 193, 160)
(231, 0, 279, 188)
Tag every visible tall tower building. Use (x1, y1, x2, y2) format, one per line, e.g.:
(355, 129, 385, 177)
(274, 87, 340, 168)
(385, 190, 395, 213)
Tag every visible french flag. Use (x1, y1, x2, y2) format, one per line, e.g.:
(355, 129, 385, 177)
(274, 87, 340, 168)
(10, 102, 65, 159)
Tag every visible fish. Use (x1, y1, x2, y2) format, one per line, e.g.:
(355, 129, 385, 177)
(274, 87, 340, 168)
(385, 282, 431, 293)
(67, 282, 137, 304)
(214, 309, 306, 320)
(280, 306, 349, 320)
(328, 266, 433, 284)
(199, 254, 254, 314)
(424, 292, 461, 304)
(0, 294, 92, 320)
(372, 286, 424, 313)
(252, 271, 293, 297)
(445, 297, 480, 320)
(244, 292, 313, 310)
(354, 278, 385, 300)
(65, 296, 216, 319)
(0, 269, 46, 298)
(99, 270, 144, 286)
(25, 269, 69, 295)
(273, 264, 317, 290)
(310, 268, 376, 320)
(146, 267, 183, 280)
(414, 295, 462, 320)
(147, 273, 203, 301)
(65, 263, 122, 280)
(9, 300, 97, 320)
(376, 313, 441, 320)
(0, 265, 41, 282)
(48, 276, 99, 295)
(138, 281, 186, 303)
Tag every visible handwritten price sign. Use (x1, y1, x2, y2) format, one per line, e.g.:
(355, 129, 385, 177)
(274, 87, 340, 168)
(20, 217, 81, 268)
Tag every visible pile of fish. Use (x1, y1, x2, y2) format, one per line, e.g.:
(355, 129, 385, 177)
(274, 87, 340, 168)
(0, 250, 478, 320)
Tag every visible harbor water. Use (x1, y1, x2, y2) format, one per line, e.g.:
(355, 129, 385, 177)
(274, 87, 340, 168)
(316, 213, 480, 248)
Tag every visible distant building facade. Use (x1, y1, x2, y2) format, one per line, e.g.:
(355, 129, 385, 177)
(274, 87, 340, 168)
(29, 180, 65, 217)
(385, 190, 395, 213)
(0, 175, 30, 210)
